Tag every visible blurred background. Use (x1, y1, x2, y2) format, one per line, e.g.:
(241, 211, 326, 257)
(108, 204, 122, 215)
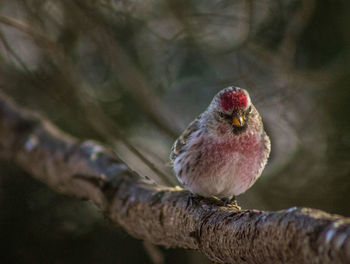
(0, 0, 349, 263)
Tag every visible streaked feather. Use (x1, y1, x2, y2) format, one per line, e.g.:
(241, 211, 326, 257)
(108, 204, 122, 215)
(169, 114, 202, 163)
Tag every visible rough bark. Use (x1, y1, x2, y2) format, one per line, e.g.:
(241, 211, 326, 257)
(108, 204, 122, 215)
(0, 93, 349, 264)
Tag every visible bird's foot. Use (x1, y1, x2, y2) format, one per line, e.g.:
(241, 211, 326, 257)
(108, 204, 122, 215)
(220, 196, 241, 210)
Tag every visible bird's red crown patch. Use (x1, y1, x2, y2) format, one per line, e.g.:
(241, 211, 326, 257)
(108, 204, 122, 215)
(220, 90, 248, 111)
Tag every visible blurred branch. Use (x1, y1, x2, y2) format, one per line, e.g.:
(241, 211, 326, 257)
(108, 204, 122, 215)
(66, 1, 182, 139)
(0, 29, 31, 73)
(143, 241, 165, 264)
(278, 0, 316, 67)
(0, 15, 63, 56)
(0, 92, 349, 264)
(245, 42, 343, 95)
(0, 15, 173, 185)
(0, 13, 180, 140)
(79, 94, 175, 186)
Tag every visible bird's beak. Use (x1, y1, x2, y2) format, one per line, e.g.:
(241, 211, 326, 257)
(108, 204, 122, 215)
(233, 115, 244, 127)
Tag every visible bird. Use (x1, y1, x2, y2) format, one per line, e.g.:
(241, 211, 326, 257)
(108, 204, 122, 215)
(170, 86, 270, 203)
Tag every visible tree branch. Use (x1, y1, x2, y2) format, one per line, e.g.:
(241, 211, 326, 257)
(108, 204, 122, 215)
(0, 93, 349, 263)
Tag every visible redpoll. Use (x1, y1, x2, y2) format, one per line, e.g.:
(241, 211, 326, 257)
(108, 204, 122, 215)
(170, 87, 270, 200)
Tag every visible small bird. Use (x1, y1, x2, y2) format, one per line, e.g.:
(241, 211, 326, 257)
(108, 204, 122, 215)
(170, 87, 270, 202)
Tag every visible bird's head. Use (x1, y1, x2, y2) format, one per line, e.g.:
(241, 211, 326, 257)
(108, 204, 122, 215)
(205, 87, 259, 136)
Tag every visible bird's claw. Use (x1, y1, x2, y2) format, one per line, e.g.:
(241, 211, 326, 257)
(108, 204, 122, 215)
(221, 196, 241, 210)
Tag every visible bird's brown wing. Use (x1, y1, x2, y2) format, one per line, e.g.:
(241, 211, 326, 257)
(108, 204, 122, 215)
(169, 114, 202, 163)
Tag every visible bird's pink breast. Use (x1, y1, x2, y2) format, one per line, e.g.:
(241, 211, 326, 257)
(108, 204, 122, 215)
(181, 132, 266, 198)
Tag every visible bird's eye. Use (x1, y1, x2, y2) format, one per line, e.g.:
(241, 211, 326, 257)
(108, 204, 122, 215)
(219, 112, 232, 121)
(219, 112, 231, 120)
(247, 106, 252, 114)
